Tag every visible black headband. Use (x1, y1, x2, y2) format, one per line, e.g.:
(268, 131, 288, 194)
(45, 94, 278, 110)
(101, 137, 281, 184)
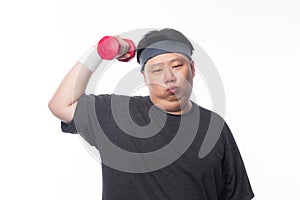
(139, 40, 192, 69)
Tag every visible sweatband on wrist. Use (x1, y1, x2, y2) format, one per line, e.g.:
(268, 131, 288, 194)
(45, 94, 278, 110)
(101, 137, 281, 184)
(139, 40, 192, 71)
(78, 46, 102, 72)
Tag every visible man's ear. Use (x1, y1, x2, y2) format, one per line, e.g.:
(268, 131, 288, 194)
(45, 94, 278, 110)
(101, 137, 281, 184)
(190, 60, 195, 78)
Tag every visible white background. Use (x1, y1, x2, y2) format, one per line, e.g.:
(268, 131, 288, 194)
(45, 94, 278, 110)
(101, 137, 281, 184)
(0, 0, 299, 199)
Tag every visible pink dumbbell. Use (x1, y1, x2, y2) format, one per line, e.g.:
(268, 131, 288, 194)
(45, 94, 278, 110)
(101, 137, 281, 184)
(97, 36, 136, 62)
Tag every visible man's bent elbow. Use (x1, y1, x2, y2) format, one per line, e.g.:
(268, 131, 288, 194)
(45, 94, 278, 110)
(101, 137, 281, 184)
(48, 100, 75, 123)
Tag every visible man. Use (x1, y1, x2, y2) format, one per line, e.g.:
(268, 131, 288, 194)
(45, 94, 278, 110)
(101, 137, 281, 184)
(49, 28, 254, 199)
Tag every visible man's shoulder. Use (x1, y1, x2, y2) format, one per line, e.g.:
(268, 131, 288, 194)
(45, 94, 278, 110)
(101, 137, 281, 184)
(90, 94, 150, 110)
(82, 93, 149, 101)
(194, 102, 225, 123)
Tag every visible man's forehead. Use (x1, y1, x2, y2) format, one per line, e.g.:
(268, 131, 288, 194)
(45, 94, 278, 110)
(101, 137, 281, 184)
(145, 53, 189, 67)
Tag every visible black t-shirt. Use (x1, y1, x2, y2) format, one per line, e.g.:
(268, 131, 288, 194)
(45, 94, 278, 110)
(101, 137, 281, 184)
(61, 94, 254, 200)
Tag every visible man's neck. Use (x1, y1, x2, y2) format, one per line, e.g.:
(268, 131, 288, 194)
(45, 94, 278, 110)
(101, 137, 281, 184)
(149, 96, 192, 115)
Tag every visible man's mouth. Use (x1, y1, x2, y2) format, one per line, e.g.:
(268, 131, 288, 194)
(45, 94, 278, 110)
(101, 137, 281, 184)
(167, 86, 178, 94)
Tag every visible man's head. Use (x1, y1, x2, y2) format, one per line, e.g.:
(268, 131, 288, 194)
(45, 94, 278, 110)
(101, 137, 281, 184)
(137, 28, 194, 71)
(136, 28, 195, 115)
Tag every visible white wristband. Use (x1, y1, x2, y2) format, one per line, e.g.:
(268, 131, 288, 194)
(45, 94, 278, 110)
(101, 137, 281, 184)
(78, 46, 102, 72)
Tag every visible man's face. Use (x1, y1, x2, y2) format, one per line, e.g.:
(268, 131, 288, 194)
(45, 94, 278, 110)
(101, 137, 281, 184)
(142, 53, 195, 108)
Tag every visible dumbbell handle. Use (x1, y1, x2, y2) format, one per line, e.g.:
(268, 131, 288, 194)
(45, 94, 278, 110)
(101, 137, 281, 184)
(97, 36, 135, 62)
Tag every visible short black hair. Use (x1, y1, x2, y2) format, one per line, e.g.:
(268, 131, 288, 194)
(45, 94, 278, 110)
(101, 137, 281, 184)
(136, 28, 194, 65)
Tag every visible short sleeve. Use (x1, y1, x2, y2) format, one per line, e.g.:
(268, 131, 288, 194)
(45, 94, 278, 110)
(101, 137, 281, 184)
(61, 94, 110, 148)
(220, 122, 255, 200)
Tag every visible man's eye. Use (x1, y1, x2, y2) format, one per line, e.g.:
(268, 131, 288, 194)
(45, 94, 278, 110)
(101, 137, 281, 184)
(172, 65, 182, 69)
(152, 69, 162, 73)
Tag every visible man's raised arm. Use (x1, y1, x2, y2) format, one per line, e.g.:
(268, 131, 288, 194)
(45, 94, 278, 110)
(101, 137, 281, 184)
(48, 36, 134, 123)
(48, 61, 93, 123)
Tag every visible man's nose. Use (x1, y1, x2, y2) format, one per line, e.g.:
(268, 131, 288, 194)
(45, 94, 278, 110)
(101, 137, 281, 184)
(164, 68, 176, 84)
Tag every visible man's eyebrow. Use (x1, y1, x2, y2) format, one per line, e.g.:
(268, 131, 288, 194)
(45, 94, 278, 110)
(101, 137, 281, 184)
(146, 57, 187, 68)
(146, 62, 164, 68)
(168, 57, 186, 63)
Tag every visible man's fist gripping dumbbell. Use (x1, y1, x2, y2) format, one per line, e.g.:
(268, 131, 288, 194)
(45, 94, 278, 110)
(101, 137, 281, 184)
(79, 35, 136, 72)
